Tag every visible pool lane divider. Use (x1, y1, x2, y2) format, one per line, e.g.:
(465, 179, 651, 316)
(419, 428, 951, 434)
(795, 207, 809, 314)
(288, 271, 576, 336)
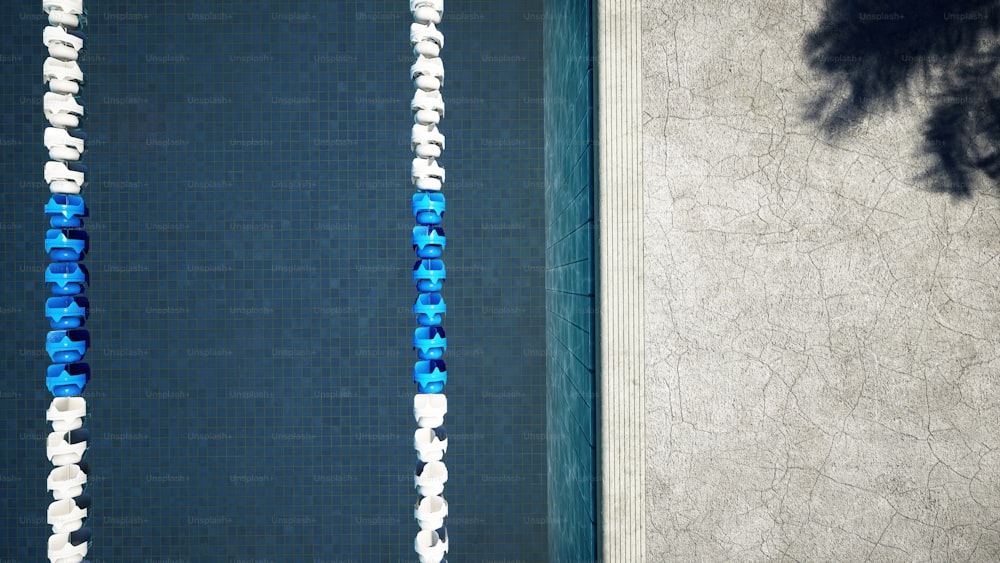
(410, 1, 450, 561)
(42, 1, 93, 561)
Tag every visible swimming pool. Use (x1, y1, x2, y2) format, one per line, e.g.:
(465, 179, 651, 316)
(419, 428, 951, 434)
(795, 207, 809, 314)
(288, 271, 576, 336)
(0, 0, 600, 560)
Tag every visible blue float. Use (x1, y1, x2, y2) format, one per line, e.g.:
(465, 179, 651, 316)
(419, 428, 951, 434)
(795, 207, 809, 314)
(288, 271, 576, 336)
(414, 360, 447, 394)
(45, 329, 89, 364)
(412, 192, 445, 225)
(45, 295, 89, 329)
(45, 262, 89, 296)
(412, 225, 445, 259)
(413, 293, 446, 327)
(413, 326, 448, 360)
(413, 259, 446, 293)
(46, 363, 90, 397)
(414, 326, 446, 360)
(45, 194, 88, 228)
(45, 229, 89, 261)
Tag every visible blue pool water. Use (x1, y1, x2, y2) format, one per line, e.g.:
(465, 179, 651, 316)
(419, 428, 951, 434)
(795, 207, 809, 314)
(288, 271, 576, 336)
(0, 1, 562, 560)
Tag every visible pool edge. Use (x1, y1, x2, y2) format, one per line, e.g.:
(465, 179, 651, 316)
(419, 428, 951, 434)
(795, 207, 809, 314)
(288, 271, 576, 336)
(594, 0, 645, 561)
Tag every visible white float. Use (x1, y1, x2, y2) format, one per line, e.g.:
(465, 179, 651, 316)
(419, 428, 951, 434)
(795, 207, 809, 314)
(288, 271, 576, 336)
(43, 58, 84, 94)
(47, 498, 88, 534)
(43, 0, 85, 28)
(45, 127, 86, 161)
(46, 397, 86, 432)
(47, 464, 87, 501)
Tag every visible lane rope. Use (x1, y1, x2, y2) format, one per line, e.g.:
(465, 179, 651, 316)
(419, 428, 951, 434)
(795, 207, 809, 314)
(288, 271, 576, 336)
(409, 1, 450, 561)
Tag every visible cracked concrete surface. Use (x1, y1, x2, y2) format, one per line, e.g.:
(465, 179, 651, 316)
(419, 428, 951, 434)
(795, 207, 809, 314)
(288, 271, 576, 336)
(642, 1, 1000, 560)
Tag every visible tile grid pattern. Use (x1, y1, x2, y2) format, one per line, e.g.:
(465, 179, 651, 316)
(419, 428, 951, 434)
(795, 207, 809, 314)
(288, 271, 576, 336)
(0, 1, 548, 560)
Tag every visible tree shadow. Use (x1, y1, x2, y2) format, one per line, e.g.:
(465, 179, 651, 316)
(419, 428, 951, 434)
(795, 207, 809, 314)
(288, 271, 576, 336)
(803, 0, 1000, 196)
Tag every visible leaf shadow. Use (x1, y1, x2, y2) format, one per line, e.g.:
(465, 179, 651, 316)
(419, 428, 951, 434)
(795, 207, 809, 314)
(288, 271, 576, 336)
(803, 0, 1000, 196)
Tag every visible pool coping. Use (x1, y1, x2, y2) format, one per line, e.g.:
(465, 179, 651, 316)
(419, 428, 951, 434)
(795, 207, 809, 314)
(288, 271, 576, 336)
(594, 0, 645, 561)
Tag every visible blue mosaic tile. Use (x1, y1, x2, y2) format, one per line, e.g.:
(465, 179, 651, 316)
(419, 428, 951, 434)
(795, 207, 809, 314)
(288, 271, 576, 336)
(0, 0, 554, 560)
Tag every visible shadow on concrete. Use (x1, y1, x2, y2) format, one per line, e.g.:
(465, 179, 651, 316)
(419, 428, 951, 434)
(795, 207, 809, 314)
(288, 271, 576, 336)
(803, 0, 1000, 195)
